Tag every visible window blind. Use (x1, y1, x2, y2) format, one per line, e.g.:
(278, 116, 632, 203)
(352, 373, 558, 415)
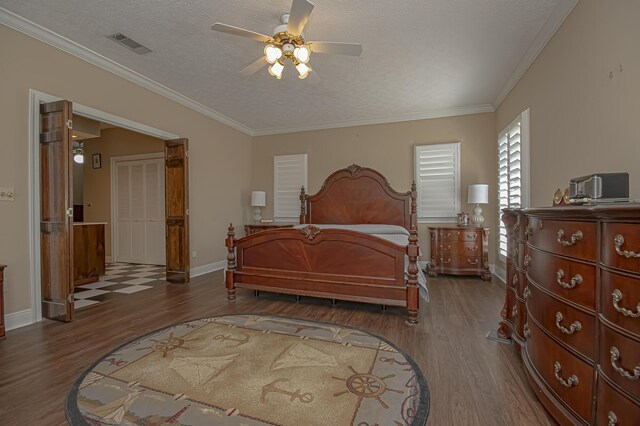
(498, 109, 529, 259)
(414, 143, 461, 222)
(273, 154, 308, 222)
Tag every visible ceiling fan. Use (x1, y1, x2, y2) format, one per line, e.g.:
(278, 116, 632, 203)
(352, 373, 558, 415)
(211, 0, 362, 80)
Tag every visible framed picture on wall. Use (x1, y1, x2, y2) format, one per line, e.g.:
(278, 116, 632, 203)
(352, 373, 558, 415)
(92, 153, 102, 169)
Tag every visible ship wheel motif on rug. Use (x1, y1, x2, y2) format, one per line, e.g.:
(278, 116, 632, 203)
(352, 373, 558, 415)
(333, 365, 402, 409)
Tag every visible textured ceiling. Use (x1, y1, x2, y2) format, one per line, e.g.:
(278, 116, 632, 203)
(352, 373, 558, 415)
(1, 0, 562, 133)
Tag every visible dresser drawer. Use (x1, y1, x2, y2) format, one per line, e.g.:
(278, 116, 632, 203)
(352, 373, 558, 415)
(526, 316, 594, 423)
(599, 322, 640, 399)
(602, 223, 640, 273)
(527, 247, 596, 310)
(601, 269, 640, 339)
(596, 375, 640, 426)
(440, 229, 480, 242)
(527, 218, 596, 261)
(528, 283, 596, 360)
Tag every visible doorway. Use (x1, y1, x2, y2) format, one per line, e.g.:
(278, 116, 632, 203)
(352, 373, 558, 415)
(29, 90, 190, 323)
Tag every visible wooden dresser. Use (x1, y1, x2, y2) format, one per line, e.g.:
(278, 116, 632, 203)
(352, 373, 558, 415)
(0, 264, 5, 339)
(428, 226, 491, 280)
(499, 206, 640, 425)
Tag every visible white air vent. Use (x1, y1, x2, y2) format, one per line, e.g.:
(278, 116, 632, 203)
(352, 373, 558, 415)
(107, 32, 152, 55)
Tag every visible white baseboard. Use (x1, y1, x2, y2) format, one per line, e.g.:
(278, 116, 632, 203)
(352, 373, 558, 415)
(5, 309, 34, 331)
(190, 260, 226, 278)
(491, 264, 506, 284)
(105, 256, 113, 263)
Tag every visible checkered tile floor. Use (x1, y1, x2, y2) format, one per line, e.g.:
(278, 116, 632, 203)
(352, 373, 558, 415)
(74, 263, 167, 310)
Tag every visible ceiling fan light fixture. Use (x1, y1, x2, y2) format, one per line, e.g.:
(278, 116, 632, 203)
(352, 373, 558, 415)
(264, 44, 282, 64)
(296, 62, 311, 79)
(269, 61, 284, 79)
(293, 45, 310, 63)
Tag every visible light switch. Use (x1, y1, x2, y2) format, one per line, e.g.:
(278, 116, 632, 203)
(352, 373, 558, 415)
(0, 187, 15, 201)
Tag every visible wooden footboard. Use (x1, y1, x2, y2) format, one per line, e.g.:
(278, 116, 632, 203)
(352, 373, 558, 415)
(225, 224, 420, 323)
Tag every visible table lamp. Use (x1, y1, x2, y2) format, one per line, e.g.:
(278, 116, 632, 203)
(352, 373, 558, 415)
(251, 191, 266, 224)
(468, 184, 489, 226)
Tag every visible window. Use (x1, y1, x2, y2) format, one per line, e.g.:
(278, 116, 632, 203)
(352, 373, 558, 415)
(414, 142, 461, 223)
(274, 154, 308, 222)
(498, 109, 530, 260)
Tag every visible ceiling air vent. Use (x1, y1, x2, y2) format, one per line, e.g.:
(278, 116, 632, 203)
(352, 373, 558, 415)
(107, 32, 152, 55)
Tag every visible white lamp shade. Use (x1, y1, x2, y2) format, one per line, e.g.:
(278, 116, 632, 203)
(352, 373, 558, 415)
(251, 191, 266, 207)
(468, 184, 489, 204)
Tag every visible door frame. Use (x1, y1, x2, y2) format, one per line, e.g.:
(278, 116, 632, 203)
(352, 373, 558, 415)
(110, 152, 165, 264)
(28, 89, 179, 323)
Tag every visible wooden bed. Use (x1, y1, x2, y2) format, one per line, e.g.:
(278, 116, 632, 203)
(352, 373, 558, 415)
(225, 164, 421, 324)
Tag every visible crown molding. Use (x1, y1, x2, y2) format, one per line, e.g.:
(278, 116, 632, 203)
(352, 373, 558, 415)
(493, 0, 579, 109)
(0, 7, 254, 136)
(252, 104, 495, 136)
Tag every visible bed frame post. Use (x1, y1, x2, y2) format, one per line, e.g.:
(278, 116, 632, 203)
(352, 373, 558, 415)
(299, 186, 307, 224)
(410, 181, 417, 229)
(225, 223, 236, 300)
(406, 225, 420, 325)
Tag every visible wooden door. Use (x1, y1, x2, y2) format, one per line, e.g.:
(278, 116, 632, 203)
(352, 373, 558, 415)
(115, 158, 165, 265)
(165, 139, 190, 283)
(40, 100, 74, 321)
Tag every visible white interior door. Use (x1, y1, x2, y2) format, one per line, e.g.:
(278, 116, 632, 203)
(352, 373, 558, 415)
(115, 158, 165, 265)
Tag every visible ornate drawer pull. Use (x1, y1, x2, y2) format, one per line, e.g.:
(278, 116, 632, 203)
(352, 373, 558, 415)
(467, 258, 479, 265)
(467, 233, 477, 239)
(512, 274, 518, 286)
(614, 234, 640, 258)
(612, 289, 640, 318)
(554, 361, 579, 388)
(511, 305, 518, 317)
(556, 269, 582, 289)
(443, 258, 452, 264)
(556, 229, 583, 247)
(610, 346, 640, 380)
(523, 323, 531, 338)
(523, 286, 531, 299)
(608, 411, 618, 426)
(523, 255, 531, 267)
(555, 312, 581, 335)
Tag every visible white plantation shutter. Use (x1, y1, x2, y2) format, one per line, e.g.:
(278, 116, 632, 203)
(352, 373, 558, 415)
(414, 143, 461, 222)
(274, 154, 308, 222)
(498, 109, 530, 259)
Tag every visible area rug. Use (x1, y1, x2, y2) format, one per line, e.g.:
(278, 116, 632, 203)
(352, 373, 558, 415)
(66, 314, 429, 425)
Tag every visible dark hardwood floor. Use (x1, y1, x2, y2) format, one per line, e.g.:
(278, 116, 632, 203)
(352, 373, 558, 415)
(0, 271, 554, 425)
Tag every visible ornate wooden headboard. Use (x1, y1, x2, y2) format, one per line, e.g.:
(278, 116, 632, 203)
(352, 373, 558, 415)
(299, 164, 417, 230)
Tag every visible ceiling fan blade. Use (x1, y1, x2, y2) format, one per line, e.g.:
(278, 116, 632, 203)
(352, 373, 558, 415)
(309, 41, 362, 56)
(211, 23, 271, 43)
(287, 0, 314, 36)
(240, 57, 269, 76)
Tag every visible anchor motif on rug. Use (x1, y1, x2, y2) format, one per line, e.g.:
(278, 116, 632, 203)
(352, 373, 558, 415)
(261, 378, 314, 404)
(212, 333, 250, 348)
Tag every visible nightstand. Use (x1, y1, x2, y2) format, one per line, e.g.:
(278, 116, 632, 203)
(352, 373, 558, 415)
(427, 226, 491, 280)
(244, 223, 295, 236)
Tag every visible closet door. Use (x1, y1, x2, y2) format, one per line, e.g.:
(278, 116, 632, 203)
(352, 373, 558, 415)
(116, 158, 165, 265)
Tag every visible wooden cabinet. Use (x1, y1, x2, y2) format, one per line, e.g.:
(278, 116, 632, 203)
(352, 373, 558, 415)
(73, 223, 106, 286)
(0, 264, 5, 339)
(499, 205, 640, 425)
(427, 226, 491, 280)
(244, 223, 294, 236)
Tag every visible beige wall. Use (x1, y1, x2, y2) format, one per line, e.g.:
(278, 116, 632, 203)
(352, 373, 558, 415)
(0, 25, 252, 316)
(82, 127, 165, 257)
(252, 113, 498, 264)
(497, 0, 640, 206)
